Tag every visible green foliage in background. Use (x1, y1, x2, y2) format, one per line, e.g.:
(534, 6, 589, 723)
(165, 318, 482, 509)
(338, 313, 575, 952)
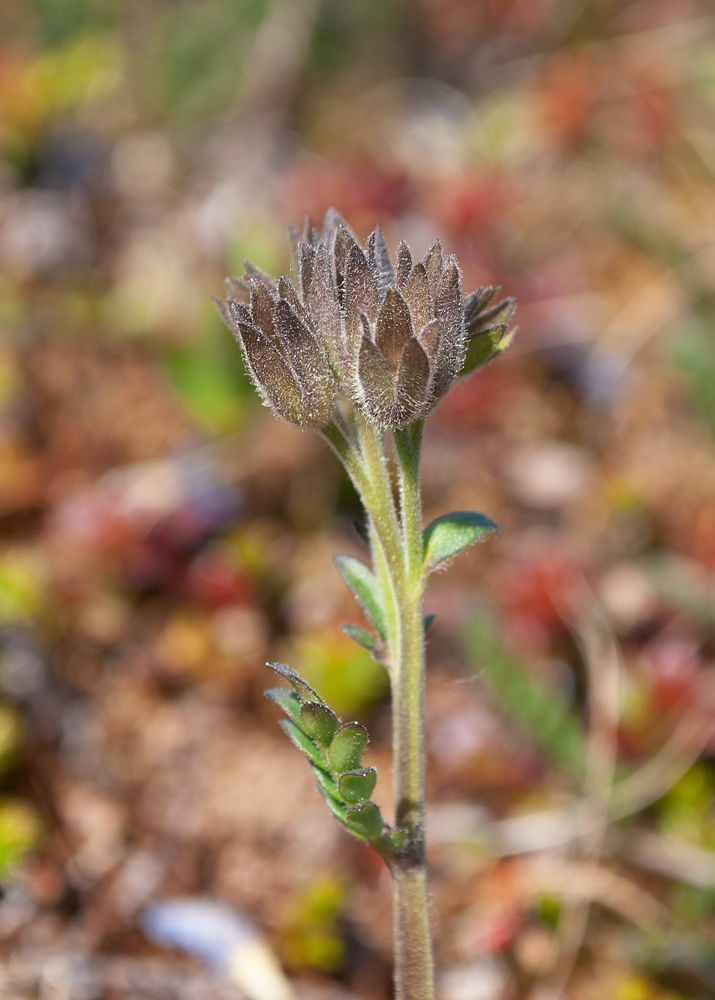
(0, 550, 46, 626)
(672, 321, 715, 437)
(140, 0, 270, 122)
(0, 801, 40, 880)
(466, 613, 587, 778)
(163, 308, 254, 435)
(658, 762, 715, 851)
(309, 0, 402, 78)
(25, 0, 121, 46)
(282, 876, 346, 972)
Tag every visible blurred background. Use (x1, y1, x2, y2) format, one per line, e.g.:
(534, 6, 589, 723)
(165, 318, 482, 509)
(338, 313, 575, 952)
(1, 0, 715, 998)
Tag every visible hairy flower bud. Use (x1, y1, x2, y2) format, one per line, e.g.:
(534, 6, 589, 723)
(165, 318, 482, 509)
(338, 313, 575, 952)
(215, 209, 515, 429)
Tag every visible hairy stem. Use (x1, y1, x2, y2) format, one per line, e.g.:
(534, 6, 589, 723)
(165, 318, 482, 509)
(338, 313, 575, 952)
(325, 415, 435, 999)
(362, 418, 434, 1000)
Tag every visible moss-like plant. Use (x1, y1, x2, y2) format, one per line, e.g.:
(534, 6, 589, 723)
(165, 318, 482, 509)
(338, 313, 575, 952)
(215, 209, 515, 1000)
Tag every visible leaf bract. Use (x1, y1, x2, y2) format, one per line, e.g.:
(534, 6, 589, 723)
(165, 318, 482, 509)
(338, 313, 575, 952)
(423, 511, 499, 571)
(334, 555, 387, 638)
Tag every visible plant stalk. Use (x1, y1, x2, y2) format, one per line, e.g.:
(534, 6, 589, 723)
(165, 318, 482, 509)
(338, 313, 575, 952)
(325, 415, 435, 999)
(361, 418, 435, 1000)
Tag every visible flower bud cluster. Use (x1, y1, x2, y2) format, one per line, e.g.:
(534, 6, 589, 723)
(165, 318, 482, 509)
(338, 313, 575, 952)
(215, 210, 514, 429)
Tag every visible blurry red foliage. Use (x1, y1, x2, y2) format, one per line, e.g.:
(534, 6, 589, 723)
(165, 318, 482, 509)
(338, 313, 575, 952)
(280, 161, 410, 236)
(639, 635, 702, 716)
(534, 55, 601, 152)
(679, 505, 715, 572)
(424, 172, 507, 238)
(458, 862, 525, 957)
(493, 550, 582, 652)
(181, 549, 251, 608)
(436, 365, 523, 426)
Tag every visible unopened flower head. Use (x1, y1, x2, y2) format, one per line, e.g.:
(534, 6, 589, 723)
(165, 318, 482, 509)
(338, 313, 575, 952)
(215, 209, 515, 429)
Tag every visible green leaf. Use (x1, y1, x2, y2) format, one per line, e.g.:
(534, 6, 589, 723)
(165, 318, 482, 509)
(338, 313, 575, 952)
(346, 802, 383, 840)
(318, 785, 349, 824)
(265, 688, 303, 725)
(312, 763, 340, 801)
(339, 768, 377, 805)
(280, 719, 327, 769)
(300, 702, 340, 746)
(328, 722, 369, 774)
(340, 623, 381, 656)
(267, 662, 322, 704)
(333, 555, 387, 639)
(423, 511, 499, 571)
(459, 324, 516, 378)
(424, 614, 436, 634)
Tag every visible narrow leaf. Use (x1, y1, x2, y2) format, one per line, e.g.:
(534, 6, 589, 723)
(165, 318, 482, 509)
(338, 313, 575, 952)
(339, 768, 377, 805)
(265, 688, 303, 725)
(346, 802, 383, 840)
(318, 785, 349, 824)
(328, 722, 369, 774)
(466, 296, 516, 338)
(312, 763, 340, 801)
(300, 702, 340, 746)
(340, 623, 380, 656)
(460, 325, 516, 378)
(267, 663, 322, 704)
(423, 511, 499, 571)
(279, 719, 327, 769)
(333, 555, 387, 639)
(464, 285, 498, 323)
(424, 614, 436, 634)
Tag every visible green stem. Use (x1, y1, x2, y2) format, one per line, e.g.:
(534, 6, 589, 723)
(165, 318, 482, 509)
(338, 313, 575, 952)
(361, 418, 434, 1000)
(324, 415, 435, 1000)
(394, 422, 425, 586)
